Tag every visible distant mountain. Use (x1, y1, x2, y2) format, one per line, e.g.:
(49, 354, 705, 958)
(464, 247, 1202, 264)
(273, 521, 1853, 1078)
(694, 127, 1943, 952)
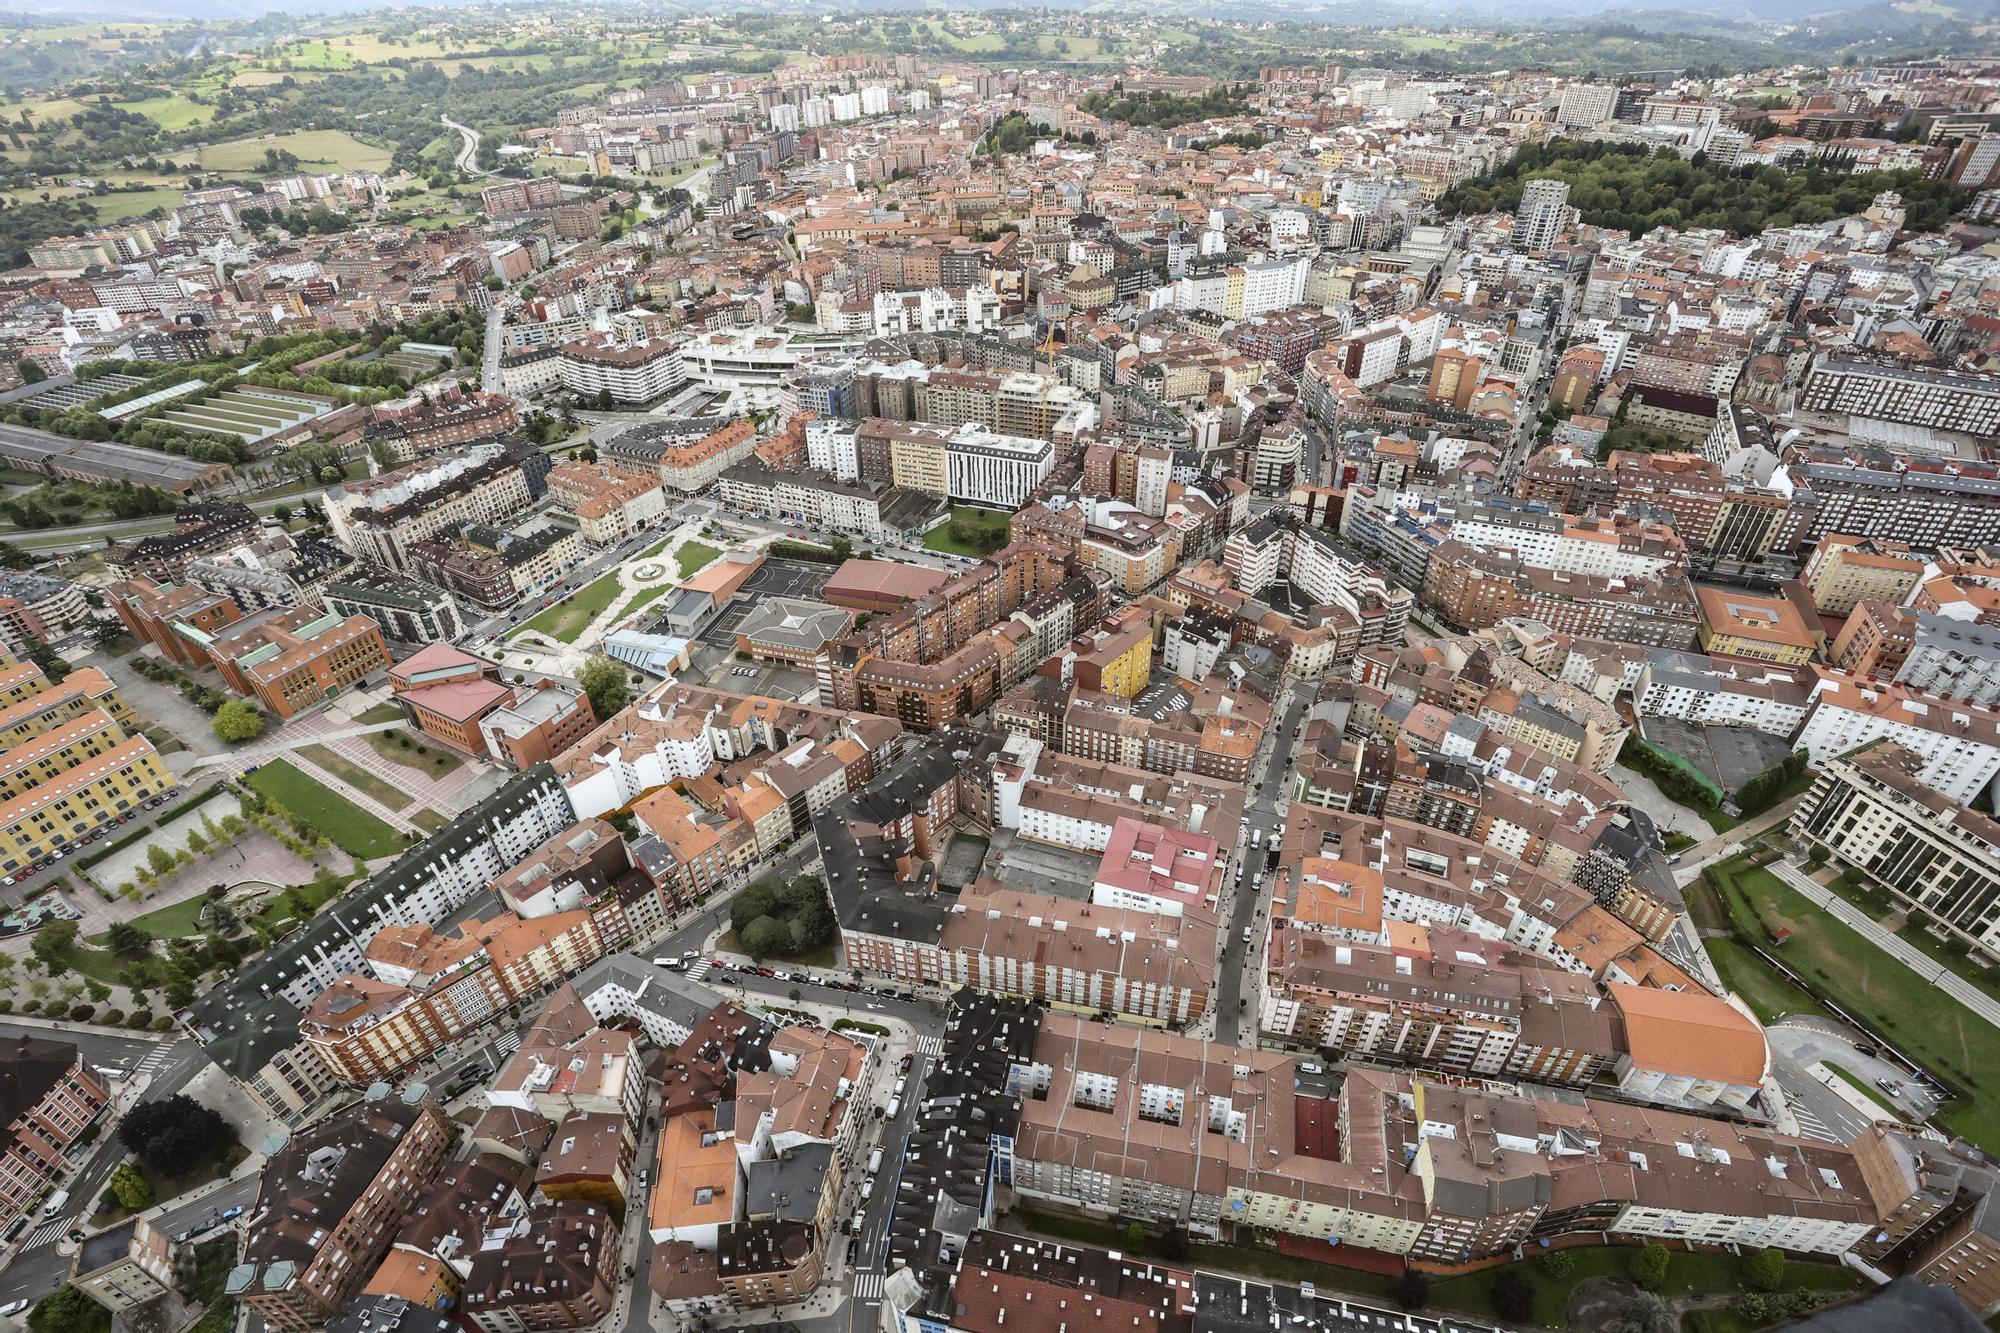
(5, 0, 1992, 48)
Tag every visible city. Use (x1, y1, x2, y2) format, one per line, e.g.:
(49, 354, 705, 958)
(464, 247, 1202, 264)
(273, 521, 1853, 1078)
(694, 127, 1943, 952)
(0, 12, 1997, 1333)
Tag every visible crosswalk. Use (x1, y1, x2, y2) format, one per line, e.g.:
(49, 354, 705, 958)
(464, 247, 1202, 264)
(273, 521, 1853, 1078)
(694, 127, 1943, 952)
(131, 1044, 176, 1078)
(494, 1030, 522, 1058)
(688, 958, 715, 981)
(851, 1271, 884, 1300)
(1791, 1102, 1839, 1143)
(914, 1035, 944, 1056)
(20, 1216, 66, 1250)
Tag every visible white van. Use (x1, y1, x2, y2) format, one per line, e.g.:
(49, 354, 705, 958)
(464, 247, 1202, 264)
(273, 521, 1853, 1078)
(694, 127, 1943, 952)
(859, 1179, 874, 1202)
(42, 1190, 68, 1217)
(851, 1209, 867, 1236)
(867, 1146, 884, 1175)
(892, 1076, 908, 1098)
(885, 1096, 901, 1119)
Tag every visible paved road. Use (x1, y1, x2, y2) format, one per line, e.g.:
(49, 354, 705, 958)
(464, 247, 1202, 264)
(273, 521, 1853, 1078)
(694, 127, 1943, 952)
(1770, 859, 2000, 1032)
(0, 1027, 211, 1302)
(1215, 678, 1312, 1043)
(441, 115, 495, 176)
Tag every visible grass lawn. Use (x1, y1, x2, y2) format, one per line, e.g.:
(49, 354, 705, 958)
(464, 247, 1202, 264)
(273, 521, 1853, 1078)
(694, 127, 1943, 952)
(1704, 853, 2000, 1151)
(89, 187, 193, 222)
(245, 760, 405, 859)
(1428, 1247, 1862, 1329)
(115, 94, 211, 131)
(251, 873, 350, 931)
(97, 892, 211, 943)
(675, 541, 721, 578)
(1663, 831, 1699, 854)
(299, 744, 415, 812)
(190, 129, 393, 173)
(411, 810, 450, 834)
(357, 702, 406, 725)
(922, 506, 1011, 557)
(519, 570, 627, 643)
(363, 730, 466, 779)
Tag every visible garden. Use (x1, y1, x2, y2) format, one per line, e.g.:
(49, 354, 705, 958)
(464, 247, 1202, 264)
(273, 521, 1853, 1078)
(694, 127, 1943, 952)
(725, 872, 838, 963)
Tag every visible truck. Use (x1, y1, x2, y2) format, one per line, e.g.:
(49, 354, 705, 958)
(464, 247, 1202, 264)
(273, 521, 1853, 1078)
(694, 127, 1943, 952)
(867, 1146, 884, 1175)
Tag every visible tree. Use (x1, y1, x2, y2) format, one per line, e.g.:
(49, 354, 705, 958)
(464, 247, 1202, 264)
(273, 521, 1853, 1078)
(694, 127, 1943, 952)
(1538, 1250, 1575, 1278)
(1492, 1271, 1535, 1322)
(1390, 1269, 1429, 1311)
(28, 1285, 99, 1333)
(577, 656, 631, 719)
(146, 844, 175, 877)
(106, 924, 152, 956)
(15, 359, 45, 384)
(1743, 1247, 1786, 1293)
(740, 915, 792, 960)
(1607, 1291, 1676, 1333)
(212, 700, 266, 743)
(31, 919, 77, 971)
(1122, 1221, 1147, 1253)
(1628, 1243, 1671, 1292)
(829, 536, 853, 562)
(107, 1161, 153, 1210)
(84, 979, 111, 1006)
(116, 1094, 232, 1178)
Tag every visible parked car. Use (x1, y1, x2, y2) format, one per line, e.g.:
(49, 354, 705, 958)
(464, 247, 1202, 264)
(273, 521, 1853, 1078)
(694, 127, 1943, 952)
(219, 1205, 245, 1222)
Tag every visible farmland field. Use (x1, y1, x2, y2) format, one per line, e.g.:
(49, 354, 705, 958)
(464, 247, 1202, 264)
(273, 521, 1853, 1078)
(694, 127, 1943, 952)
(189, 129, 393, 173)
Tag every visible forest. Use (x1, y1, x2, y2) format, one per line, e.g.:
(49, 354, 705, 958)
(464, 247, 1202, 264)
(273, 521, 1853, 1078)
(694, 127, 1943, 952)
(1438, 139, 1968, 238)
(1078, 85, 1251, 129)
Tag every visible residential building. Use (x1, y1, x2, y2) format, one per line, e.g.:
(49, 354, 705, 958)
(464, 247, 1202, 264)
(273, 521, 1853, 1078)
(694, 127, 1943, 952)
(0, 1036, 109, 1231)
(230, 1089, 451, 1333)
(1791, 741, 2000, 958)
(69, 1218, 175, 1315)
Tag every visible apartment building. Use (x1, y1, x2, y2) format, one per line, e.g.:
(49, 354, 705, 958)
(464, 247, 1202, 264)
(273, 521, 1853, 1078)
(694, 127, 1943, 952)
(1796, 357, 2000, 437)
(189, 767, 577, 1120)
(1898, 613, 2000, 708)
(0, 720, 173, 878)
(300, 907, 623, 1083)
(69, 1218, 176, 1315)
(1852, 1129, 2000, 1317)
(325, 446, 537, 573)
(0, 1036, 109, 1231)
(1791, 670, 2000, 807)
(1423, 542, 1700, 651)
(557, 338, 686, 405)
(461, 1201, 621, 1333)
(1802, 534, 1927, 616)
(1791, 741, 2000, 957)
(1633, 650, 1812, 737)
(1260, 924, 1619, 1084)
(0, 572, 90, 654)
(546, 459, 668, 547)
(232, 1089, 451, 1333)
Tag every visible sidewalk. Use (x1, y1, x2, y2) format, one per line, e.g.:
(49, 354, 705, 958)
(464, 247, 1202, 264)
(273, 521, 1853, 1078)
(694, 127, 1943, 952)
(0, 1011, 177, 1043)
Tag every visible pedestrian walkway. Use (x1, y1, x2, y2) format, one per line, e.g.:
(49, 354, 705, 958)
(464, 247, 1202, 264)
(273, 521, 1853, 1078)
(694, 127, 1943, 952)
(914, 1034, 944, 1056)
(183, 720, 408, 771)
(132, 1044, 176, 1079)
(1771, 859, 2000, 1032)
(851, 1271, 885, 1300)
(494, 1029, 522, 1059)
(281, 749, 420, 836)
(19, 1216, 65, 1251)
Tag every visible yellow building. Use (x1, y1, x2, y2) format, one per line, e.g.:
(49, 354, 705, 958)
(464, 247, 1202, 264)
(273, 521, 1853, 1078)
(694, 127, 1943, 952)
(0, 668, 132, 746)
(0, 734, 173, 877)
(1095, 626, 1152, 698)
(0, 709, 131, 802)
(1802, 534, 1926, 618)
(889, 433, 949, 497)
(1697, 588, 1820, 665)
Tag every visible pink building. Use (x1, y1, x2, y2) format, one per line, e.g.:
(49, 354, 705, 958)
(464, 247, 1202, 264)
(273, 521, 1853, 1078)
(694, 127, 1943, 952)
(1090, 817, 1221, 918)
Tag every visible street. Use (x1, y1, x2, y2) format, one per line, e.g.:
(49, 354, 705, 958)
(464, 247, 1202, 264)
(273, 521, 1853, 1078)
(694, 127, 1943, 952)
(0, 1025, 214, 1303)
